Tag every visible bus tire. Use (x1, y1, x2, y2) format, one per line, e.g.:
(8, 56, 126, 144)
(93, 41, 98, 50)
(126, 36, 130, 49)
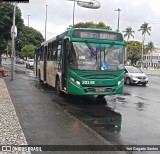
(38, 71, 43, 83)
(96, 95, 107, 105)
(56, 77, 61, 95)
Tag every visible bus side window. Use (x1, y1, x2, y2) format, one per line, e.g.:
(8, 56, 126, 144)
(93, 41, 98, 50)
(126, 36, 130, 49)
(57, 41, 62, 61)
(48, 43, 52, 61)
(50, 50, 53, 61)
(40, 46, 44, 60)
(53, 50, 57, 61)
(47, 50, 49, 61)
(52, 41, 57, 61)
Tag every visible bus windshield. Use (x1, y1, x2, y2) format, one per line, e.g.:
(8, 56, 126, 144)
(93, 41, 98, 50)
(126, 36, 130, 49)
(68, 42, 124, 71)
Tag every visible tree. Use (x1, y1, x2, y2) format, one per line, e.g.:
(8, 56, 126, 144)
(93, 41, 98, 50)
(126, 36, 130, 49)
(0, 3, 24, 65)
(16, 26, 44, 54)
(5, 40, 12, 57)
(123, 27, 134, 42)
(20, 44, 35, 59)
(123, 27, 135, 61)
(127, 41, 142, 64)
(145, 41, 154, 53)
(139, 23, 151, 40)
(0, 3, 44, 63)
(73, 21, 110, 29)
(138, 22, 151, 69)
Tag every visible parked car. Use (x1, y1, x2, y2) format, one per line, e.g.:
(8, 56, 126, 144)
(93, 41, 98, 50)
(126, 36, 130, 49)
(15, 58, 25, 64)
(26, 59, 34, 69)
(124, 66, 148, 86)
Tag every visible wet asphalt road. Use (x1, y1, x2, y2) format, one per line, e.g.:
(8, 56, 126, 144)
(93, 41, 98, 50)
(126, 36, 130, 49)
(3, 60, 160, 154)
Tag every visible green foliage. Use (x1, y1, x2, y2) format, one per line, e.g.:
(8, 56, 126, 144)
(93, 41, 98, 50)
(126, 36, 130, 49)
(5, 40, 12, 57)
(16, 26, 44, 53)
(0, 3, 24, 44)
(20, 44, 35, 59)
(139, 22, 151, 37)
(145, 41, 154, 52)
(0, 3, 44, 61)
(73, 21, 110, 29)
(127, 41, 142, 63)
(123, 27, 134, 41)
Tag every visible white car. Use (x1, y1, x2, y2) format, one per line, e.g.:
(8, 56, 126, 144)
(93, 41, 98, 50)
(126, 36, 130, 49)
(26, 59, 34, 69)
(124, 66, 148, 86)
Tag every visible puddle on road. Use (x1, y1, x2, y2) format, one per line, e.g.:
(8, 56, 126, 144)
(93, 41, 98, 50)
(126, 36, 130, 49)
(121, 92, 131, 96)
(34, 81, 55, 93)
(15, 70, 26, 74)
(34, 80, 122, 132)
(59, 96, 123, 132)
(135, 101, 149, 111)
(72, 109, 122, 132)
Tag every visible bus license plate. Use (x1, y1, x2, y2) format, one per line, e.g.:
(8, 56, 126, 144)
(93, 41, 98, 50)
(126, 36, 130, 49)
(95, 88, 105, 92)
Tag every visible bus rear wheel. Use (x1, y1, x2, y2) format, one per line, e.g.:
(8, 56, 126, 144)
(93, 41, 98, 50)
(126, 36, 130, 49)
(56, 78, 61, 95)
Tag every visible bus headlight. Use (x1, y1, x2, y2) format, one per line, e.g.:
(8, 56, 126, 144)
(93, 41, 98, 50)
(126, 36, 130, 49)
(118, 79, 124, 86)
(76, 80, 80, 86)
(70, 77, 75, 82)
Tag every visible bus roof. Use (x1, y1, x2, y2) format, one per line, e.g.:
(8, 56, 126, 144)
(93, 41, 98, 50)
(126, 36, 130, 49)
(41, 28, 124, 46)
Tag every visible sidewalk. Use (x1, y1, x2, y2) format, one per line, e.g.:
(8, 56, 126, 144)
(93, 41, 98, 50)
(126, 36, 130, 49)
(0, 78, 31, 154)
(142, 68, 160, 76)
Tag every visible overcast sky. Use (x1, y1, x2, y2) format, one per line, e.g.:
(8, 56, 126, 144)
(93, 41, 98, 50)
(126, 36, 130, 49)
(18, 0, 160, 48)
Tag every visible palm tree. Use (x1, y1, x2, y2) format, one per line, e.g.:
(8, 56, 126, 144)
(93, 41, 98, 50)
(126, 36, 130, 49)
(145, 41, 154, 68)
(146, 41, 154, 52)
(123, 27, 135, 42)
(138, 22, 151, 69)
(123, 27, 135, 62)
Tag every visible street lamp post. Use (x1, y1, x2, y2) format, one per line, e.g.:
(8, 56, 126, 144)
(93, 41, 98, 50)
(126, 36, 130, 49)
(11, 3, 17, 81)
(73, 0, 76, 26)
(115, 8, 122, 32)
(45, 5, 48, 41)
(68, 0, 101, 27)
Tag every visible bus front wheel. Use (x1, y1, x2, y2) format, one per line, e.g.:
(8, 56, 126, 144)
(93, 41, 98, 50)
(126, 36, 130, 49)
(56, 78, 61, 95)
(96, 95, 107, 105)
(38, 71, 43, 83)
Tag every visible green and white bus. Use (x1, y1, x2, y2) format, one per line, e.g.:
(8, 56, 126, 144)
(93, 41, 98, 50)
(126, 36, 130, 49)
(34, 28, 125, 96)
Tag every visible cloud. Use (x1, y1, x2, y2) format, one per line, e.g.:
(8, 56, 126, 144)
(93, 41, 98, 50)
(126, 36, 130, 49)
(18, 0, 160, 48)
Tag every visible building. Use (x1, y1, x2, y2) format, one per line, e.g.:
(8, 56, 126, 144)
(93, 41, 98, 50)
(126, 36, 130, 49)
(144, 50, 160, 69)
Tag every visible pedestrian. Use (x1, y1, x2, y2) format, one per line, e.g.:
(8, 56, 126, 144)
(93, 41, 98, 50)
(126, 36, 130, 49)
(0, 67, 8, 77)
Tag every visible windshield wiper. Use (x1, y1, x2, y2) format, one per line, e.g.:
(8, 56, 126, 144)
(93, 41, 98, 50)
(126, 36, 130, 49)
(84, 40, 96, 57)
(105, 42, 115, 55)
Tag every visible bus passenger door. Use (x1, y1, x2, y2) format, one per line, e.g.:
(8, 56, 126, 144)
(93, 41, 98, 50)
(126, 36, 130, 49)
(62, 39, 69, 90)
(34, 48, 38, 77)
(43, 46, 47, 81)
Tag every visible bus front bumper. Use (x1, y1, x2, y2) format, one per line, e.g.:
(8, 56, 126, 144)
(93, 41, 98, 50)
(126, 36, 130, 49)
(67, 80, 124, 95)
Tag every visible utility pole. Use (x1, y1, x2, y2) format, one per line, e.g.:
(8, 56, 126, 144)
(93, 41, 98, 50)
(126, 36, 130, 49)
(11, 3, 17, 81)
(27, 15, 30, 44)
(45, 5, 48, 41)
(27, 15, 30, 27)
(115, 8, 122, 32)
(141, 36, 144, 70)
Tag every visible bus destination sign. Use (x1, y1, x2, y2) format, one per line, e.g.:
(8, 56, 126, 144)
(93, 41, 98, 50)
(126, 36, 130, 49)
(73, 30, 123, 41)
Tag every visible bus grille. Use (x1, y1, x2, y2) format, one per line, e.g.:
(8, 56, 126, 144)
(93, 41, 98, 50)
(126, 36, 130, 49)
(80, 72, 118, 79)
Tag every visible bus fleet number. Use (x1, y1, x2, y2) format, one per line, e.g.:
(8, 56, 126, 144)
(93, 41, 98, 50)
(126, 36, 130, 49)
(82, 81, 95, 85)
